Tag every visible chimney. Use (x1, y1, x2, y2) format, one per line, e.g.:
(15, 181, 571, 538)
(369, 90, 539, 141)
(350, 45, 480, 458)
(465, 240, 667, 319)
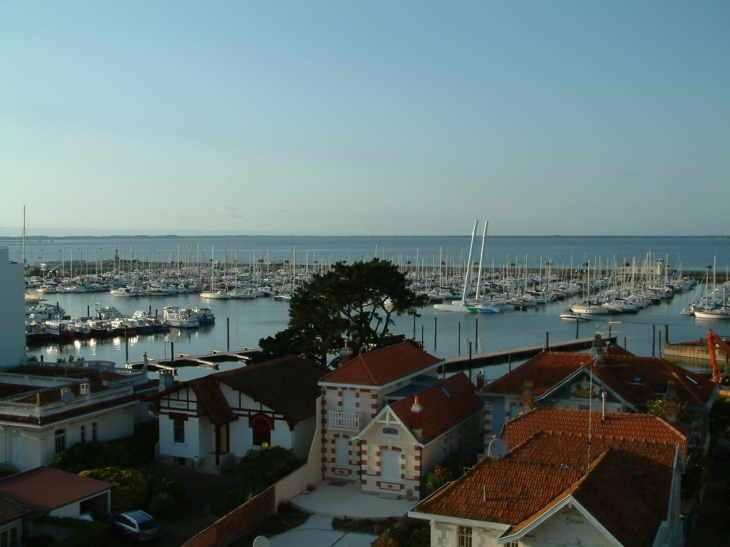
(665, 380, 678, 423)
(339, 341, 354, 367)
(522, 380, 536, 412)
(411, 396, 423, 440)
(476, 370, 485, 389)
(593, 334, 605, 362)
(159, 370, 174, 392)
(80, 383, 91, 395)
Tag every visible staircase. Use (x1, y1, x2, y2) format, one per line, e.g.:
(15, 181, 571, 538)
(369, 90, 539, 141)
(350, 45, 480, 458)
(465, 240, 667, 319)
(196, 454, 221, 475)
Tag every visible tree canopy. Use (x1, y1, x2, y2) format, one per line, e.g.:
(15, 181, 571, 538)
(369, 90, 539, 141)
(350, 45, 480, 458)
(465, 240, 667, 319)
(258, 258, 429, 366)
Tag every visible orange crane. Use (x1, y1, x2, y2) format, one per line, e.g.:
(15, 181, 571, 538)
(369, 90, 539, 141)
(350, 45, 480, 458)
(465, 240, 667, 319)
(707, 329, 730, 385)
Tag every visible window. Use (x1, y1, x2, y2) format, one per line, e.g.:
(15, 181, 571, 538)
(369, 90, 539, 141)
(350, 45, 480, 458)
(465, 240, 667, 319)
(504, 541, 521, 547)
(55, 429, 66, 453)
(92, 422, 97, 441)
(80, 425, 86, 444)
(173, 418, 185, 443)
(382, 427, 398, 435)
(458, 526, 472, 547)
(0, 526, 18, 547)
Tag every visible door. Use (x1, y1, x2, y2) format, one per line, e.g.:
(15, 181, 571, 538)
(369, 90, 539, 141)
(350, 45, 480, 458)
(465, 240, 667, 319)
(380, 449, 400, 481)
(335, 436, 350, 466)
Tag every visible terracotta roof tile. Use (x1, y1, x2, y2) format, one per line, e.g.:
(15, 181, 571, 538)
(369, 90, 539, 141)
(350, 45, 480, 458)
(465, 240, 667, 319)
(389, 373, 483, 444)
(322, 341, 442, 386)
(190, 376, 238, 426)
(0, 495, 32, 525)
(480, 351, 592, 396)
(0, 467, 112, 512)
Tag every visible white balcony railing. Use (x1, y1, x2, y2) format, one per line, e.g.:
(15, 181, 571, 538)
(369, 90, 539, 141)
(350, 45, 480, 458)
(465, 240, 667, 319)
(328, 410, 362, 431)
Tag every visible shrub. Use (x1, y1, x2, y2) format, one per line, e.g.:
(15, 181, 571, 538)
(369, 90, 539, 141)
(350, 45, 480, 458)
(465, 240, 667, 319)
(149, 491, 178, 519)
(151, 477, 186, 505)
(49, 441, 135, 474)
(79, 467, 149, 511)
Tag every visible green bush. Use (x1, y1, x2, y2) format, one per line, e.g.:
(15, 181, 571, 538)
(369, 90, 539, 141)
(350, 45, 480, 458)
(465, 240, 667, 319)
(49, 420, 160, 473)
(212, 444, 302, 516)
(151, 477, 186, 504)
(79, 467, 149, 511)
(149, 491, 178, 519)
(424, 451, 463, 495)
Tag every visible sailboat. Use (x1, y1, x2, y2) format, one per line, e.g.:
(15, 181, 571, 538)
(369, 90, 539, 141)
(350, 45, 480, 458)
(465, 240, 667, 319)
(200, 246, 231, 299)
(434, 221, 499, 313)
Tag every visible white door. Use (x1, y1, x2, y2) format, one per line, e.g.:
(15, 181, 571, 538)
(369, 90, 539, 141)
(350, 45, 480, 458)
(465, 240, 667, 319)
(380, 449, 400, 481)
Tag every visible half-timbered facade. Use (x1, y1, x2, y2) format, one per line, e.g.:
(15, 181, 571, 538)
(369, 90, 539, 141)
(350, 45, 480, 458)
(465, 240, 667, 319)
(149, 356, 328, 471)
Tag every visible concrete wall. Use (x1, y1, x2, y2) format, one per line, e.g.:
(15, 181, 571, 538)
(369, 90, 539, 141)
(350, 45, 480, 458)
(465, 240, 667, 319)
(0, 248, 26, 368)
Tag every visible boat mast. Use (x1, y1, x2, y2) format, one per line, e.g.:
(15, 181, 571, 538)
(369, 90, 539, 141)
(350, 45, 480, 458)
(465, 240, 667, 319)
(461, 220, 478, 304)
(475, 221, 488, 302)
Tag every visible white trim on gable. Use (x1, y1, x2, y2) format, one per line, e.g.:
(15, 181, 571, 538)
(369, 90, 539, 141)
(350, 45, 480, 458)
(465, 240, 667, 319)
(497, 496, 623, 547)
(355, 406, 423, 446)
(536, 367, 631, 411)
(407, 510, 511, 532)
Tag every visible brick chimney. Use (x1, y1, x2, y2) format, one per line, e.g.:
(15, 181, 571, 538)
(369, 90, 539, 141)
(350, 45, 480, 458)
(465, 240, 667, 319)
(522, 380, 536, 412)
(339, 341, 354, 367)
(665, 380, 678, 423)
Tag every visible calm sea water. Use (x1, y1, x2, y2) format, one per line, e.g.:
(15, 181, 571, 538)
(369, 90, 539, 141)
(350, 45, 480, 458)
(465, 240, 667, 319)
(16, 234, 728, 382)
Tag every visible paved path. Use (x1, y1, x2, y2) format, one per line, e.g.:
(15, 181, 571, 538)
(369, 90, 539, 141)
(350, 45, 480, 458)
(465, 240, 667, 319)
(266, 514, 377, 547)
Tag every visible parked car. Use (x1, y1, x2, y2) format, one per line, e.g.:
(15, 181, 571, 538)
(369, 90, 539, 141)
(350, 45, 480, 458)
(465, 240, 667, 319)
(109, 510, 162, 543)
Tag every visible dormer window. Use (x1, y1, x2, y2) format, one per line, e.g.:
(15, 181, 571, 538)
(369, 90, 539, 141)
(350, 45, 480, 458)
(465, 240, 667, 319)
(631, 376, 643, 385)
(654, 384, 667, 394)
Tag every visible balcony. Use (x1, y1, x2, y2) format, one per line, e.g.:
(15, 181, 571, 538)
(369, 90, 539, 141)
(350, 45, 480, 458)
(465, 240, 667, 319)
(328, 410, 362, 431)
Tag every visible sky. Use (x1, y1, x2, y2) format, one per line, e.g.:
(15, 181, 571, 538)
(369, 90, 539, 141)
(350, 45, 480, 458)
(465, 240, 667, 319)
(1, 1, 728, 237)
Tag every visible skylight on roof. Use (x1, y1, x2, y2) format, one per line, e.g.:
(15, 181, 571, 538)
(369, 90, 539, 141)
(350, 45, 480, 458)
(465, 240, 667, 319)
(440, 385, 452, 399)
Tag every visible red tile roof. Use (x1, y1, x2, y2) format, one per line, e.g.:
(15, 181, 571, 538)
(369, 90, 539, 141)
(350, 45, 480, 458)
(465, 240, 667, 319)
(322, 341, 442, 386)
(0, 467, 112, 512)
(191, 376, 238, 426)
(479, 347, 716, 410)
(0, 495, 32, 525)
(480, 351, 592, 396)
(414, 409, 681, 547)
(502, 408, 687, 457)
(389, 373, 483, 444)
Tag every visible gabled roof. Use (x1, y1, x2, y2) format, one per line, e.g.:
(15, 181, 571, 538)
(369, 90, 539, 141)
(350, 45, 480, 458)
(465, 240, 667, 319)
(388, 373, 482, 444)
(595, 354, 716, 409)
(413, 409, 683, 547)
(0, 467, 112, 513)
(503, 448, 660, 547)
(479, 351, 592, 396)
(322, 341, 442, 387)
(479, 346, 716, 410)
(150, 355, 328, 424)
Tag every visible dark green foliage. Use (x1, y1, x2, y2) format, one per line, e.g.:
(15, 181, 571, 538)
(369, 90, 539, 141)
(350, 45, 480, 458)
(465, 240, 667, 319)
(259, 258, 429, 366)
(151, 476, 186, 504)
(149, 491, 178, 519)
(27, 517, 110, 547)
(0, 466, 18, 480)
(374, 517, 430, 547)
(79, 467, 149, 512)
(212, 444, 302, 516)
(49, 420, 160, 473)
(424, 451, 464, 495)
(49, 441, 135, 474)
(682, 448, 711, 499)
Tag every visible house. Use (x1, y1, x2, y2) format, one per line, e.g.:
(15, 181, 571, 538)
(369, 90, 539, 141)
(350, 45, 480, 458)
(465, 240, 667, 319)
(0, 361, 158, 472)
(410, 408, 687, 547)
(320, 341, 483, 499)
(479, 335, 717, 449)
(148, 355, 329, 471)
(0, 466, 112, 519)
(0, 247, 25, 369)
(0, 496, 31, 547)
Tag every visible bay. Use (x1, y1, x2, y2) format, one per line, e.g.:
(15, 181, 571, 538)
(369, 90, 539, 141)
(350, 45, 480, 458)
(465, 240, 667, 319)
(17, 234, 729, 382)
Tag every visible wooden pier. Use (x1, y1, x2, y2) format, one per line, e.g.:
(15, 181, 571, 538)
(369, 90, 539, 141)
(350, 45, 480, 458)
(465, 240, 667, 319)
(443, 335, 617, 373)
(125, 346, 260, 373)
